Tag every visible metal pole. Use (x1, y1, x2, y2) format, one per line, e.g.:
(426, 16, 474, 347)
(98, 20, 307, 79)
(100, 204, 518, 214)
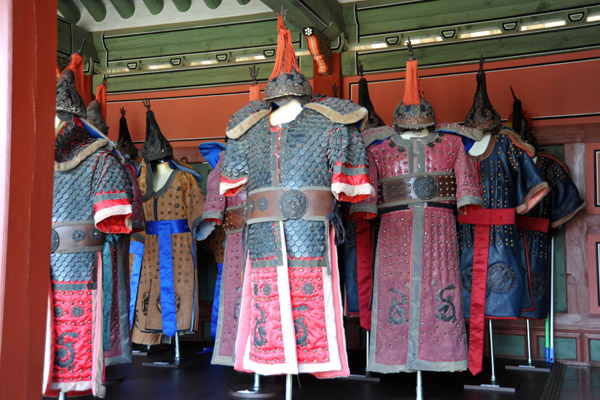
(365, 330, 370, 370)
(253, 374, 261, 391)
(174, 333, 180, 362)
(549, 236, 555, 363)
(285, 374, 292, 400)
(489, 319, 496, 383)
(58, 391, 66, 400)
(416, 370, 423, 400)
(526, 319, 532, 366)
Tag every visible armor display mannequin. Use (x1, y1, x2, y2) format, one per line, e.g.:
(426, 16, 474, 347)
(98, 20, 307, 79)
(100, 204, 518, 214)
(351, 44, 483, 373)
(44, 68, 133, 398)
(509, 92, 586, 319)
(199, 142, 248, 366)
(456, 59, 549, 375)
(129, 101, 206, 345)
(220, 15, 373, 378)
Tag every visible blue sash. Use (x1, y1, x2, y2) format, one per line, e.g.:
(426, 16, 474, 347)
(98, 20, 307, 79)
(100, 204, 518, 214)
(146, 219, 191, 337)
(128, 240, 145, 329)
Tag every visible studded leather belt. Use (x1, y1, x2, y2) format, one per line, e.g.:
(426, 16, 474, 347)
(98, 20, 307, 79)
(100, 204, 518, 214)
(51, 220, 105, 253)
(378, 172, 456, 209)
(224, 205, 245, 233)
(246, 188, 334, 225)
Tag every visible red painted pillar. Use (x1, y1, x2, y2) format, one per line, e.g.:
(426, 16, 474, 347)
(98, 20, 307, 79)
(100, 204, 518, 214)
(312, 53, 343, 99)
(0, 0, 56, 399)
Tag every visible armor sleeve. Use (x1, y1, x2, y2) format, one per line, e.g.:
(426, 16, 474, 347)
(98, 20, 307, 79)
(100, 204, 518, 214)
(203, 155, 226, 224)
(544, 156, 586, 228)
(220, 135, 248, 196)
(183, 171, 206, 238)
(91, 151, 133, 234)
(328, 123, 375, 203)
(452, 134, 484, 213)
(349, 147, 378, 218)
(509, 136, 549, 214)
(123, 162, 145, 232)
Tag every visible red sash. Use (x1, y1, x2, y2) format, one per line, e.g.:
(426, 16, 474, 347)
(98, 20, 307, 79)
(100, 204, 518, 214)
(516, 215, 550, 232)
(458, 208, 516, 375)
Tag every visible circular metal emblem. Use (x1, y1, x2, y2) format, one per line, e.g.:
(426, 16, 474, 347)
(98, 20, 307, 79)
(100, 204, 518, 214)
(258, 197, 268, 212)
(90, 228, 102, 240)
(530, 272, 547, 300)
(413, 175, 439, 200)
(279, 190, 308, 220)
(51, 229, 59, 252)
(461, 268, 472, 292)
(487, 263, 517, 293)
(72, 229, 85, 242)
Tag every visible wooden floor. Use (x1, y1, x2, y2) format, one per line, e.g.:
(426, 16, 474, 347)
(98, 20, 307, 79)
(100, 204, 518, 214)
(45, 342, 599, 399)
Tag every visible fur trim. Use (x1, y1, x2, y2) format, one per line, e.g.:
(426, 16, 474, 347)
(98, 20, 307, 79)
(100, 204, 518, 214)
(436, 122, 483, 141)
(363, 126, 396, 148)
(226, 109, 270, 139)
(501, 127, 536, 158)
(304, 103, 368, 126)
(55, 139, 108, 172)
(538, 151, 569, 174)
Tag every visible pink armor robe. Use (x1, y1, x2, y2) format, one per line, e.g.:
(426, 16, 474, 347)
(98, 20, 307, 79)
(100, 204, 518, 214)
(351, 127, 483, 373)
(202, 155, 247, 366)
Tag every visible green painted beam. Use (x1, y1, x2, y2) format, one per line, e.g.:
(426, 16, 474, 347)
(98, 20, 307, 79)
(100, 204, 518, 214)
(261, 0, 344, 42)
(80, 0, 107, 22)
(143, 0, 164, 15)
(109, 0, 135, 19)
(58, 0, 80, 24)
(204, 0, 222, 10)
(237, 0, 251, 5)
(173, 0, 191, 12)
(354, 0, 598, 37)
(346, 24, 600, 76)
(102, 18, 295, 62)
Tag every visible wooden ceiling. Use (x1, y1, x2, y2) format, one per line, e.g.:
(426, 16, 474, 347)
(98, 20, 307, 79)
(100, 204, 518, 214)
(56, 0, 600, 94)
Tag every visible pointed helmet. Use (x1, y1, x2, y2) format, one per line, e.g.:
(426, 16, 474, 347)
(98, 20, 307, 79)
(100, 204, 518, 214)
(56, 69, 87, 120)
(464, 57, 501, 131)
(117, 108, 139, 161)
(357, 64, 384, 130)
(392, 40, 435, 130)
(141, 99, 173, 162)
(264, 14, 312, 101)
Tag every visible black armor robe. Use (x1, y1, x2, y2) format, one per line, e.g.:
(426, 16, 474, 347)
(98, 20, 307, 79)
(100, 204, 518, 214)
(519, 151, 585, 319)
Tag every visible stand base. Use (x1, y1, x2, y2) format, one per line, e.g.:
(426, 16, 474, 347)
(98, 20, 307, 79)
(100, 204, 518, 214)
(229, 384, 282, 398)
(142, 357, 199, 369)
(132, 344, 170, 357)
(505, 359, 552, 372)
(464, 375, 519, 393)
(339, 373, 381, 383)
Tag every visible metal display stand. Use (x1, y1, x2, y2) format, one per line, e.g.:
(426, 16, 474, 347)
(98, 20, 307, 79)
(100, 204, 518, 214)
(464, 320, 518, 393)
(505, 319, 551, 372)
(341, 330, 380, 382)
(142, 334, 197, 369)
(229, 374, 282, 398)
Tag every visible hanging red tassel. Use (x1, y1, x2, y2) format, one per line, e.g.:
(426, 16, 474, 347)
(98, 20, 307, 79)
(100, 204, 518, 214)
(268, 14, 300, 80)
(249, 83, 261, 101)
(403, 59, 421, 106)
(96, 82, 107, 121)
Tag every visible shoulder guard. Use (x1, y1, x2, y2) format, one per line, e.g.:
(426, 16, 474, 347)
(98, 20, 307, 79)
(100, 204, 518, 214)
(226, 100, 270, 139)
(500, 127, 536, 158)
(435, 122, 483, 141)
(362, 126, 395, 148)
(538, 151, 569, 174)
(304, 97, 367, 127)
